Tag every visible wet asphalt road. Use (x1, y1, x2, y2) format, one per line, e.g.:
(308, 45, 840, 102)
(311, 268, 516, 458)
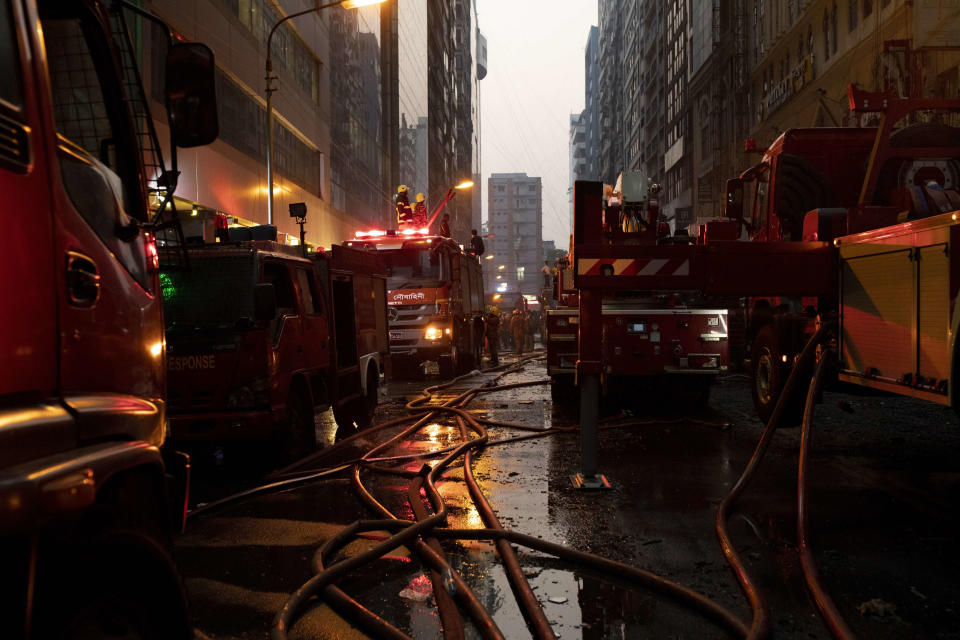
(178, 353, 960, 639)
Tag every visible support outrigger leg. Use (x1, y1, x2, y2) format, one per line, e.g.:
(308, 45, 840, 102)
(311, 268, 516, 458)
(571, 287, 610, 490)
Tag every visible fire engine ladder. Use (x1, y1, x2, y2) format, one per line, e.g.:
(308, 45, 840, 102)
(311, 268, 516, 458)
(569, 180, 839, 488)
(109, 4, 188, 271)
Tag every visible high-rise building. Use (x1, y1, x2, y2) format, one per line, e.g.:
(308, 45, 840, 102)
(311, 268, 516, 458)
(142, 0, 373, 249)
(588, 0, 695, 232)
(583, 25, 600, 181)
(660, 0, 692, 229)
(687, 0, 749, 228)
(454, 0, 483, 238)
(474, 29, 488, 233)
(487, 173, 543, 300)
(386, 0, 479, 244)
(330, 7, 388, 228)
(745, 0, 960, 140)
(569, 112, 586, 228)
(596, 0, 625, 184)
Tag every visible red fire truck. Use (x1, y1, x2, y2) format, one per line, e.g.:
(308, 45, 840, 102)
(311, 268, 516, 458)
(571, 87, 960, 424)
(162, 237, 389, 457)
(344, 228, 485, 377)
(1, 0, 217, 636)
(547, 172, 730, 402)
(724, 86, 960, 420)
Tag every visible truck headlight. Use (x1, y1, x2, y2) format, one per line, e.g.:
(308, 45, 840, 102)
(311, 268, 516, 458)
(424, 326, 443, 340)
(226, 386, 255, 408)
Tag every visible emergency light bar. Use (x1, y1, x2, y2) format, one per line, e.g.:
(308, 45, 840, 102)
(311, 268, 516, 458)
(355, 227, 430, 238)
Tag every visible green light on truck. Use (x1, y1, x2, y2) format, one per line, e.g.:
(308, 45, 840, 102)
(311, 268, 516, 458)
(160, 272, 177, 300)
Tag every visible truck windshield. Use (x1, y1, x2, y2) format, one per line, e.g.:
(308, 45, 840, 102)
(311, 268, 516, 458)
(161, 254, 257, 330)
(382, 247, 442, 289)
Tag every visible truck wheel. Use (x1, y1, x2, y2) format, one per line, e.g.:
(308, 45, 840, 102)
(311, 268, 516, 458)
(279, 390, 315, 461)
(354, 368, 379, 430)
(438, 352, 455, 378)
(456, 333, 475, 373)
(750, 325, 803, 427)
(34, 528, 190, 640)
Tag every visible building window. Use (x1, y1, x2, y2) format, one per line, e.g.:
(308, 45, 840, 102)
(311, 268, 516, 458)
(849, 0, 858, 30)
(516, 266, 525, 281)
(230, 0, 319, 104)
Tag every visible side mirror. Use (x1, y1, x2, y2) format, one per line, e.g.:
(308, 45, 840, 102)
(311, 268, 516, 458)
(165, 43, 219, 148)
(253, 283, 277, 323)
(724, 178, 744, 220)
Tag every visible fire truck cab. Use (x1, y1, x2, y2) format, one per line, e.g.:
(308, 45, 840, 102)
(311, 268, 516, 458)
(162, 235, 388, 457)
(345, 228, 485, 377)
(1, 0, 217, 636)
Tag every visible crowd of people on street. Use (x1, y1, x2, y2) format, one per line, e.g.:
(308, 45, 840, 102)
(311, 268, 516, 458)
(481, 299, 543, 366)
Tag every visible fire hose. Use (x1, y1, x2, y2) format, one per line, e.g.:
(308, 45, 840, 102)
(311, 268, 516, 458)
(240, 356, 750, 640)
(187, 336, 856, 640)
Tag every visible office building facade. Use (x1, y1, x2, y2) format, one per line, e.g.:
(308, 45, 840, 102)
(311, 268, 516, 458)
(487, 173, 544, 300)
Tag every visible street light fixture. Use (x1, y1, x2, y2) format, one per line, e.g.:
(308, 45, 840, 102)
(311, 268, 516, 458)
(265, 0, 386, 224)
(427, 179, 473, 228)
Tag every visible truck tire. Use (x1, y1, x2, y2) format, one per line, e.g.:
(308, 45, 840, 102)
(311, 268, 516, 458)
(279, 389, 315, 461)
(438, 352, 455, 378)
(33, 472, 190, 640)
(750, 325, 803, 427)
(456, 330, 475, 374)
(35, 529, 190, 640)
(355, 368, 379, 430)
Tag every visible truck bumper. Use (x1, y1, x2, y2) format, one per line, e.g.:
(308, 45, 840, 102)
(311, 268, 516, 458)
(167, 409, 277, 441)
(390, 343, 451, 362)
(0, 441, 164, 534)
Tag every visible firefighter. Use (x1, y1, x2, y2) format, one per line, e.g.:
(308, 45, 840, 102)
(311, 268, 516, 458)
(469, 229, 485, 258)
(412, 193, 428, 227)
(511, 309, 527, 357)
(484, 307, 500, 366)
(396, 185, 413, 225)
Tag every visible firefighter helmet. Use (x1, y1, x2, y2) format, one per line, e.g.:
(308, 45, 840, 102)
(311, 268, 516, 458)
(416, 192, 425, 203)
(397, 184, 409, 194)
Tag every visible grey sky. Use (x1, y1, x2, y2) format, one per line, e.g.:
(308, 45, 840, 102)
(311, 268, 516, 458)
(477, 0, 598, 248)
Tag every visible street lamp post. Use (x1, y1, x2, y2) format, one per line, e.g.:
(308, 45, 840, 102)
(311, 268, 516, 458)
(265, 0, 386, 225)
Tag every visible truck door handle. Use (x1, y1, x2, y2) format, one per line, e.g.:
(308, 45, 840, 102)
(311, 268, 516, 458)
(65, 251, 100, 308)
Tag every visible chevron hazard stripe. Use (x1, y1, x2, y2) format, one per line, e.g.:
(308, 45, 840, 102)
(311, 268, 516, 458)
(577, 257, 690, 277)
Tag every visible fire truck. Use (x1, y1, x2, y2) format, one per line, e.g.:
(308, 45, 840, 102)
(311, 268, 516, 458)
(162, 237, 389, 457)
(571, 87, 960, 425)
(724, 86, 960, 421)
(547, 172, 730, 402)
(1, 0, 217, 636)
(344, 228, 485, 377)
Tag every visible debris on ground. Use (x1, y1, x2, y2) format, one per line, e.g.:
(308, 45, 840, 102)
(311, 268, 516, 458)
(548, 596, 568, 604)
(858, 598, 898, 619)
(398, 588, 431, 603)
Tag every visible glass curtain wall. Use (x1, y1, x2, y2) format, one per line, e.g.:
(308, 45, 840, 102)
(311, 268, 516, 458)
(397, 0, 429, 206)
(330, 5, 387, 226)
